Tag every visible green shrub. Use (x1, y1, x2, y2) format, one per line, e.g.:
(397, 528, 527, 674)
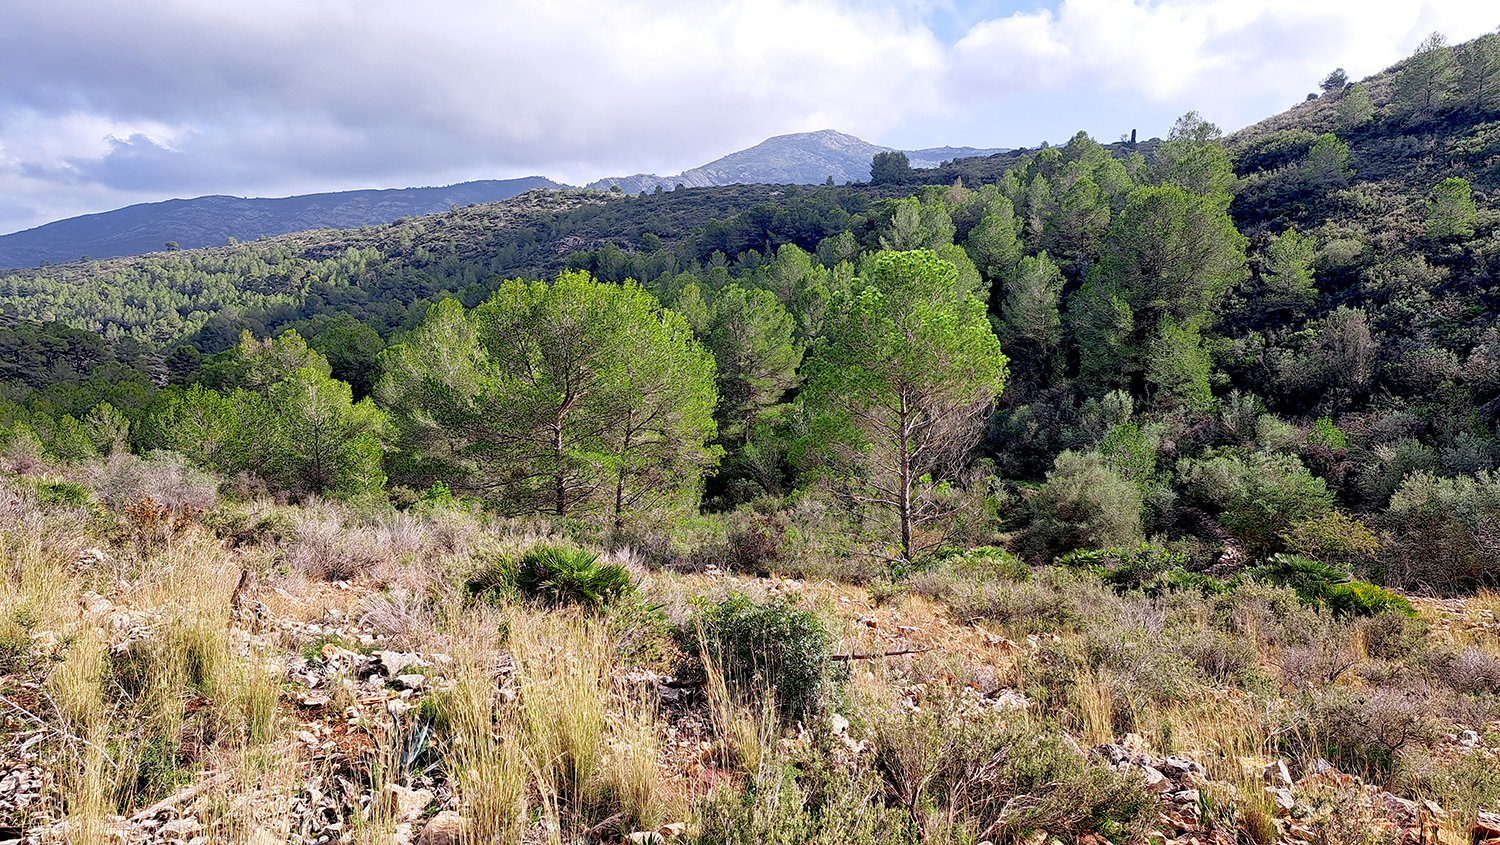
(30, 478, 94, 508)
(1218, 454, 1334, 559)
(1024, 450, 1144, 561)
(1255, 554, 1415, 618)
(871, 685, 1153, 840)
(514, 545, 632, 608)
(464, 545, 632, 609)
(1057, 544, 1226, 597)
(679, 593, 831, 719)
(693, 758, 909, 845)
(1382, 470, 1500, 592)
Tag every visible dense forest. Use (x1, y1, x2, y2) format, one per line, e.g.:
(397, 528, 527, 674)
(2, 29, 1500, 845)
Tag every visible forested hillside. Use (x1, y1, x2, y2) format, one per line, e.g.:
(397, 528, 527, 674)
(0, 177, 564, 269)
(1, 30, 1500, 845)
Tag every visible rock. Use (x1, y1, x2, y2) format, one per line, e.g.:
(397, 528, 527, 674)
(420, 811, 470, 845)
(829, 713, 850, 736)
(1460, 729, 1480, 748)
(395, 674, 426, 690)
(1377, 791, 1417, 823)
(385, 784, 433, 822)
(655, 823, 687, 840)
(1308, 757, 1335, 777)
(1269, 788, 1296, 813)
(1263, 759, 1293, 788)
(1475, 810, 1500, 837)
(991, 689, 1030, 711)
(379, 651, 424, 677)
(1171, 789, 1201, 805)
(626, 833, 661, 844)
(1139, 765, 1173, 793)
(29, 630, 59, 657)
(1160, 755, 1204, 776)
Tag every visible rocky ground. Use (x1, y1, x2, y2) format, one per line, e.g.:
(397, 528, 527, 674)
(1, 564, 1497, 845)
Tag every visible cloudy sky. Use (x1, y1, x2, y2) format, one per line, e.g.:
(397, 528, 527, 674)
(0, 0, 1494, 235)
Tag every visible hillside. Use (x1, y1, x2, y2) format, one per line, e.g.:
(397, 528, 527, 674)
(2, 30, 1500, 845)
(0, 177, 563, 270)
(586, 129, 1008, 193)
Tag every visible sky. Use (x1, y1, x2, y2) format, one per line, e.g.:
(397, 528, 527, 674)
(0, 0, 1495, 236)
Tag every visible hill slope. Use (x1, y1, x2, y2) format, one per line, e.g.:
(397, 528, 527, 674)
(0, 176, 564, 269)
(586, 129, 1007, 193)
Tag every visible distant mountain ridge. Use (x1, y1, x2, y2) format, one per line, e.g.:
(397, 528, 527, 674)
(0, 177, 562, 269)
(586, 130, 1008, 193)
(1, 130, 1010, 269)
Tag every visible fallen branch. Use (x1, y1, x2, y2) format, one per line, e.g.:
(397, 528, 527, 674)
(829, 647, 934, 662)
(0, 693, 118, 769)
(129, 772, 233, 822)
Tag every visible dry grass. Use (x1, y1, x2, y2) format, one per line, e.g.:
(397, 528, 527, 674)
(0, 478, 284, 843)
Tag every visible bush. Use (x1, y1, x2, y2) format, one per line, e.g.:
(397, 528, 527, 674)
(1382, 470, 1500, 592)
(694, 758, 909, 845)
(1057, 544, 1226, 597)
(1304, 685, 1434, 779)
(83, 450, 220, 511)
(870, 686, 1153, 840)
(1218, 454, 1333, 559)
(1024, 450, 1144, 561)
(1255, 554, 1414, 618)
(512, 545, 632, 609)
(679, 593, 831, 719)
(1278, 510, 1379, 565)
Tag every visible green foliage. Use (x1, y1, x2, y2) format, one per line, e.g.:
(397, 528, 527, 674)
(680, 593, 831, 719)
(465, 545, 633, 609)
(1218, 453, 1334, 559)
(379, 272, 720, 525)
(693, 760, 908, 845)
(1025, 450, 1144, 560)
(803, 250, 1007, 561)
(1278, 510, 1378, 563)
(1057, 544, 1226, 597)
(869, 687, 1153, 840)
(1255, 554, 1415, 617)
(998, 251, 1064, 368)
(1338, 83, 1375, 131)
(267, 366, 387, 497)
(869, 151, 913, 186)
(1382, 470, 1500, 592)
(704, 284, 802, 445)
(1068, 184, 1247, 395)
(1426, 177, 1478, 238)
(1394, 32, 1454, 118)
(514, 546, 633, 609)
(1306, 417, 1347, 449)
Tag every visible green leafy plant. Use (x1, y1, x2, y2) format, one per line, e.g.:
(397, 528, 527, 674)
(514, 545, 632, 609)
(679, 593, 831, 719)
(1255, 554, 1415, 617)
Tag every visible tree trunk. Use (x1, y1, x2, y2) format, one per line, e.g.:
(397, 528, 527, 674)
(554, 413, 566, 517)
(898, 398, 913, 562)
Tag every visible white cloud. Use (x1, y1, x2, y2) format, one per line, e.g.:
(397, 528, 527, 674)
(0, 0, 944, 231)
(0, 0, 1496, 234)
(949, 0, 1499, 133)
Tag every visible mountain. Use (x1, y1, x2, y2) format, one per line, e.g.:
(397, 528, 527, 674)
(586, 130, 1008, 193)
(0, 177, 563, 269)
